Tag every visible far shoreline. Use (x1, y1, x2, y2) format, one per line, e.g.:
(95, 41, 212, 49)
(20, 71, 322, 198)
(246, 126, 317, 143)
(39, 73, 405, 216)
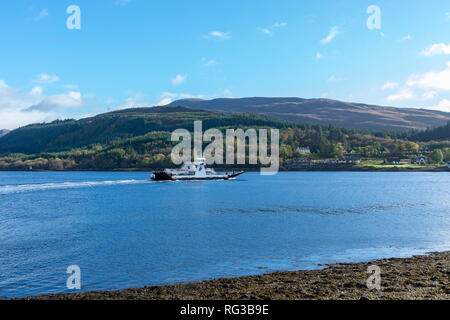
(0, 166, 449, 173)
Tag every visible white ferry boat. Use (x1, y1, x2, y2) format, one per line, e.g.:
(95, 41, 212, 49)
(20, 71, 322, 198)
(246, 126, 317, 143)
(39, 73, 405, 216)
(151, 158, 245, 181)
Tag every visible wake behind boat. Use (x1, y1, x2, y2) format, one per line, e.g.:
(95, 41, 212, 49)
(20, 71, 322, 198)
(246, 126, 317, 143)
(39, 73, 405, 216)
(151, 158, 245, 181)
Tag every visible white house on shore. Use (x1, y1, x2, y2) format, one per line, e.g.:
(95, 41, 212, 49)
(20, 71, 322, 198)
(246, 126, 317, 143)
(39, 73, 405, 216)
(409, 156, 428, 165)
(297, 146, 311, 155)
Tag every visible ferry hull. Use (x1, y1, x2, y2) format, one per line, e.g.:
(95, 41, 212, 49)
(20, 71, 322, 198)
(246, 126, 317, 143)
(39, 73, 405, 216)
(151, 171, 245, 181)
(151, 171, 176, 181)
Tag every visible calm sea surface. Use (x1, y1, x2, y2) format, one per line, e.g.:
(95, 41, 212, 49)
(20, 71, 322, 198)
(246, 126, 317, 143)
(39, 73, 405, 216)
(0, 171, 449, 298)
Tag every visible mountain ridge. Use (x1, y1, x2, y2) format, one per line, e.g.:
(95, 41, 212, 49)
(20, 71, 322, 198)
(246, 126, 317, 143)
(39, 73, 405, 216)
(168, 97, 450, 131)
(0, 129, 10, 138)
(0, 106, 294, 154)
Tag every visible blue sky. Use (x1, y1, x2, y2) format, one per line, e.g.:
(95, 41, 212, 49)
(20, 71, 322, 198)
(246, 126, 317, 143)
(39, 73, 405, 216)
(0, 0, 449, 129)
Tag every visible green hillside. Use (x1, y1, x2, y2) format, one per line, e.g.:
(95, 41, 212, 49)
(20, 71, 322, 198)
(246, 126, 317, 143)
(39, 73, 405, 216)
(0, 106, 449, 171)
(0, 106, 291, 154)
(409, 121, 450, 142)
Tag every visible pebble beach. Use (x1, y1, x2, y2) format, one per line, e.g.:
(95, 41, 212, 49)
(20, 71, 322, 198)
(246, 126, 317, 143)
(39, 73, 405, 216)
(21, 251, 449, 300)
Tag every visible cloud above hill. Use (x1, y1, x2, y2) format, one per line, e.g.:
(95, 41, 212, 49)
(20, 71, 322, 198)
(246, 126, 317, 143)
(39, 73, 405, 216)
(429, 99, 450, 112)
(27, 91, 82, 111)
(0, 79, 85, 129)
(33, 73, 60, 84)
(171, 74, 187, 85)
(407, 62, 450, 91)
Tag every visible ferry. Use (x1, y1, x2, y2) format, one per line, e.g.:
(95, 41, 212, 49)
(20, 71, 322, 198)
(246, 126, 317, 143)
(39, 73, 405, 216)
(151, 158, 245, 181)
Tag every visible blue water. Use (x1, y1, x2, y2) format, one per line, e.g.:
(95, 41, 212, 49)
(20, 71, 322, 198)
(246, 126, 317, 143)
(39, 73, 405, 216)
(0, 171, 449, 298)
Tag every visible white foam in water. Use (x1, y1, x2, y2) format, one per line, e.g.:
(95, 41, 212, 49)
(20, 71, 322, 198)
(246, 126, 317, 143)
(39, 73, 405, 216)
(0, 180, 148, 195)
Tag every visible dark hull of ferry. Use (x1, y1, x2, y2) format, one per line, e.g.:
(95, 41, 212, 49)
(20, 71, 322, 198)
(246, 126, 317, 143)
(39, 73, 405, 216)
(151, 171, 245, 181)
(152, 171, 176, 181)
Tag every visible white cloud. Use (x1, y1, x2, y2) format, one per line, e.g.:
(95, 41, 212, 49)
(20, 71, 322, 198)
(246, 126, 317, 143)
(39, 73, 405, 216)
(259, 28, 273, 36)
(157, 92, 206, 106)
(157, 97, 172, 106)
(421, 43, 450, 56)
(401, 34, 412, 41)
(0, 79, 90, 129)
(171, 74, 187, 85)
(0, 84, 53, 129)
(0, 109, 56, 130)
(259, 22, 288, 36)
(387, 88, 416, 102)
(422, 91, 437, 100)
(39, 9, 49, 18)
(29, 86, 43, 96)
(33, 73, 59, 84)
(381, 81, 399, 90)
(0, 85, 38, 111)
(273, 22, 287, 28)
(428, 99, 450, 112)
(202, 31, 231, 41)
(115, 96, 153, 110)
(201, 58, 217, 67)
(407, 61, 450, 91)
(27, 91, 82, 111)
(327, 75, 345, 83)
(321, 26, 340, 44)
(446, 12, 450, 20)
(327, 75, 337, 82)
(316, 53, 322, 59)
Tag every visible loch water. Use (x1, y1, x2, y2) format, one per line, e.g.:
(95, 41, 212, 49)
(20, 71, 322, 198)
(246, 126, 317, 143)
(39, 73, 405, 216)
(0, 171, 449, 298)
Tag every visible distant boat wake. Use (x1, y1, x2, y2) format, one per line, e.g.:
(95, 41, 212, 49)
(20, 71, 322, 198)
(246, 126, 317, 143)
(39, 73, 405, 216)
(0, 180, 148, 195)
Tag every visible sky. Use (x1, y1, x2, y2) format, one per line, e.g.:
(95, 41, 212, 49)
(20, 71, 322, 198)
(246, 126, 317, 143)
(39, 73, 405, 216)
(0, 0, 450, 129)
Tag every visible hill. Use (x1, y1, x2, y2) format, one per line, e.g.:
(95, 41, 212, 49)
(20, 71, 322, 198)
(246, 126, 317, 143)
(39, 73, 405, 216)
(0, 129, 10, 138)
(0, 106, 448, 171)
(0, 106, 292, 154)
(168, 97, 450, 131)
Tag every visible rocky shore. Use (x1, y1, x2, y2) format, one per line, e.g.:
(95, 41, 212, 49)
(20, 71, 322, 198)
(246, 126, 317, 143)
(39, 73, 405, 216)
(22, 251, 449, 300)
